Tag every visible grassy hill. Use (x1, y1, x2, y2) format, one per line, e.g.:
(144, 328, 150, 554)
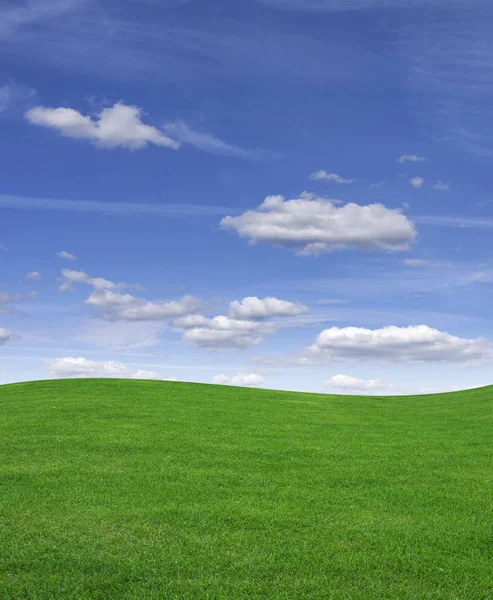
(1, 379, 492, 599)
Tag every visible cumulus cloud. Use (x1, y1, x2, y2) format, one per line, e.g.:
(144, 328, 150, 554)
(221, 193, 416, 255)
(44, 356, 170, 380)
(179, 315, 278, 350)
(25, 271, 41, 280)
(26, 102, 180, 150)
(398, 154, 427, 163)
(214, 372, 265, 387)
(310, 170, 354, 184)
(306, 325, 493, 366)
(58, 268, 201, 321)
(228, 296, 308, 320)
(433, 181, 450, 191)
(57, 250, 76, 260)
(324, 373, 390, 392)
(409, 176, 424, 188)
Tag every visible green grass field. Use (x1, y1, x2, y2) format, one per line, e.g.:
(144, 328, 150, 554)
(1, 379, 492, 599)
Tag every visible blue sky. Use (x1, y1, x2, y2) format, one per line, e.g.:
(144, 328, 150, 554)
(1, 0, 492, 394)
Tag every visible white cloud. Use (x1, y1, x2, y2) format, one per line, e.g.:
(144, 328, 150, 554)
(0, 328, 15, 345)
(306, 325, 493, 366)
(404, 259, 434, 267)
(221, 192, 416, 255)
(324, 373, 389, 391)
(228, 296, 309, 320)
(180, 315, 277, 350)
(409, 176, 424, 188)
(433, 181, 450, 191)
(86, 290, 201, 321)
(58, 268, 201, 321)
(214, 372, 265, 387)
(26, 102, 180, 150)
(25, 271, 41, 280)
(310, 170, 354, 184)
(57, 250, 76, 260)
(398, 154, 427, 163)
(44, 356, 169, 380)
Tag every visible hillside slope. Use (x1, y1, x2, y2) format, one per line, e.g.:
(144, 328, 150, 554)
(1, 379, 492, 599)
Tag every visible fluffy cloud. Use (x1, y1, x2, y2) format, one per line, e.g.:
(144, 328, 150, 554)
(433, 181, 450, 191)
(44, 357, 169, 380)
(86, 290, 201, 321)
(58, 268, 199, 321)
(310, 170, 354, 184)
(57, 250, 76, 260)
(228, 296, 308, 320)
(26, 102, 180, 150)
(0, 328, 15, 345)
(214, 372, 265, 387)
(398, 154, 426, 163)
(324, 374, 389, 391)
(25, 271, 41, 280)
(306, 325, 493, 365)
(221, 193, 416, 255)
(409, 176, 424, 188)
(180, 315, 278, 350)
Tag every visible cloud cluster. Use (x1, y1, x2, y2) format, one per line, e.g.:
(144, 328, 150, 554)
(221, 193, 416, 255)
(324, 374, 389, 391)
(310, 170, 354, 184)
(44, 356, 168, 380)
(213, 372, 265, 387)
(306, 325, 493, 366)
(177, 295, 309, 350)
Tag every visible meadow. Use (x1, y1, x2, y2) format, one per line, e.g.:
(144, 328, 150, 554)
(1, 379, 492, 599)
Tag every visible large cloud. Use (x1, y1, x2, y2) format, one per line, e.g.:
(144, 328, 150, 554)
(214, 372, 265, 387)
(26, 102, 180, 150)
(306, 325, 493, 365)
(228, 296, 308, 320)
(221, 193, 416, 255)
(44, 357, 168, 380)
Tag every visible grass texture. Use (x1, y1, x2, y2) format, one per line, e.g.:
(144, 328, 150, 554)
(1, 379, 492, 599)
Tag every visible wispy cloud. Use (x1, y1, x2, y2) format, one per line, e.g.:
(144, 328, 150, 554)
(0, 81, 36, 113)
(433, 181, 450, 191)
(163, 120, 268, 159)
(399, 5, 493, 158)
(310, 170, 354, 184)
(415, 215, 493, 229)
(0, 194, 236, 217)
(398, 154, 426, 163)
